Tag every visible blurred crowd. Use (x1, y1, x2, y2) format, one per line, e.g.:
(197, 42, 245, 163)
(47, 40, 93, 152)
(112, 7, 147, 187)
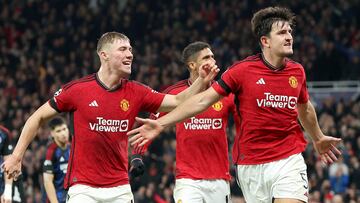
(0, 0, 359, 202)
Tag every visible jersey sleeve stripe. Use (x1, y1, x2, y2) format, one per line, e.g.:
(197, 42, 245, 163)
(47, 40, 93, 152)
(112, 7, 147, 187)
(48, 99, 61, 113)
(217, 79, 232, 94)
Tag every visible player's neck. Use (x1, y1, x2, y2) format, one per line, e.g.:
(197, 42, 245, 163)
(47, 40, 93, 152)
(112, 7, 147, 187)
(188, 74, 198, 84)
(97, 66, 124, 89)
(55, 140, 67, 149)
(262, 51, 285, 69)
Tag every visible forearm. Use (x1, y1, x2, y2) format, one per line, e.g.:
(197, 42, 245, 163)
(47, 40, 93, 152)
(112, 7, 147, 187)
(174, 77, 208, 105)
(12, 114, 45, 159)
(3, 156, 13, 200)
(159, 88, 219, 128)
(13, 103, 56, 159)
(44, 179, 59, 203)
(298, 102, 323, 141)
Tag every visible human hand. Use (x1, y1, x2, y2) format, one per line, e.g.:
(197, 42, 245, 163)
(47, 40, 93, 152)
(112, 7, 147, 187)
(1, 154, 22, 181)
(127, 117, 164, 146)
(198, 61, 219, 84)
(313, 136, 342, 165)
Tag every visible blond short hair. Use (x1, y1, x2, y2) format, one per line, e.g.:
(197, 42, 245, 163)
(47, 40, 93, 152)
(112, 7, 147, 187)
(96, 32, 130, 53)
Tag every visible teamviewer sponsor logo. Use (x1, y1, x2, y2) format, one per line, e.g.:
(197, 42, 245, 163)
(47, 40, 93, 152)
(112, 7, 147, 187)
(184, 117, 223, 130)
(89, 117, 129, 132)
(256, 92, 297, 109)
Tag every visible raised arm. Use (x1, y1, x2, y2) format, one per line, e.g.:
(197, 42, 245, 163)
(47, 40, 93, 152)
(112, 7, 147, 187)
(128, 87, 222, 146)
(297, 100, 341, 164)
(2, 102, 58, 180)
(156, 62, 219, 112)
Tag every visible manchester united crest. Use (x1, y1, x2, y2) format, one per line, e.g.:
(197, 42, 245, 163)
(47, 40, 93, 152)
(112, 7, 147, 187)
(212, 101, 223, 111)
(289, 76, 298, 88)
(120, 99, 130, 111)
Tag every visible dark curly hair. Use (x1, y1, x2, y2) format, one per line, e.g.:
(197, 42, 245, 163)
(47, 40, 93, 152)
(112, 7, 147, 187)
(251, 7, 295, 47)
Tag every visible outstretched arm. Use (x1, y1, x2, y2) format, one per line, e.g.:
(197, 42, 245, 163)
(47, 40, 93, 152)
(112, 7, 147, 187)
(156, 62, 219, 112)
(2, 102, 58, 180)
(128, 87, 223, 146)
(298, 101, 341, 164)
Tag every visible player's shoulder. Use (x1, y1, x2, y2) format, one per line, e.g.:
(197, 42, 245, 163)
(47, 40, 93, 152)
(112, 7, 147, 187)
(0, 125, 11, 139)
(285, 58, 306, 73)
(46, 142, 59, 154)
(162, 80, 188, 94)
(286, 58, 303, 67)
(227, 54, 262, 70)
(125, 79, 155, 91)
(62, 73, 96, 91)
(0, 125, 10, 135)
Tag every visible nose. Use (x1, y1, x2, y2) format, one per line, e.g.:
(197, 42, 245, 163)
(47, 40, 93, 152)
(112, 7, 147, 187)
(126, 49, 133, 58)
(286, 32, 293, 41)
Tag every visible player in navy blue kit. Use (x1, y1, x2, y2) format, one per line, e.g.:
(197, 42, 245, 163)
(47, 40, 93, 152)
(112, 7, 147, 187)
(42, 117, 70, 203)
(0, 125, 25, 203)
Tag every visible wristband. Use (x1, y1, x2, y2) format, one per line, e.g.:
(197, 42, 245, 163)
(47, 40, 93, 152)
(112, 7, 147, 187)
(4, 184, 12, 200)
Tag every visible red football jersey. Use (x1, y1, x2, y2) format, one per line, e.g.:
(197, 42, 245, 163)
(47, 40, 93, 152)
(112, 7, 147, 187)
(49, 73, 165, 188)
(212, 54, 309, 165)
(160, 80, 237, 180)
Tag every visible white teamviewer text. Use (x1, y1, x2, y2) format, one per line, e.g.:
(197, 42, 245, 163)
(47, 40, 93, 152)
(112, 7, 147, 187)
(89, 117, 129, 132)
(256, 92, 297, 109)
(184, 117, 222, 130)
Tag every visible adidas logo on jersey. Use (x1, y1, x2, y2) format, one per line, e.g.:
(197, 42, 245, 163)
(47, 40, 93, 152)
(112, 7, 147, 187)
(256, 78, 266, 85)
(89, 100, 99, 107)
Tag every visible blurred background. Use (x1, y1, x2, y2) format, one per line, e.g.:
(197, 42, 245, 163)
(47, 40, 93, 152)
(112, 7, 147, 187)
(0, 0, 359, 202)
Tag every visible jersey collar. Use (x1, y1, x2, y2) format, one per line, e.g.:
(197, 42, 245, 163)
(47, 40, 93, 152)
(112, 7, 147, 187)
(260, 53, 286, 72)
(95, 73, 123, 92)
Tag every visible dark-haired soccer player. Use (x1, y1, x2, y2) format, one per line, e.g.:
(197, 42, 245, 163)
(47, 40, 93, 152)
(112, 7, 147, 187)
(2, 32, 219, 203)
(128, 7, 342, 203)
(147, 41, 239, 202)
(0, 125, 25, 203)
(42, 117, 70, 203)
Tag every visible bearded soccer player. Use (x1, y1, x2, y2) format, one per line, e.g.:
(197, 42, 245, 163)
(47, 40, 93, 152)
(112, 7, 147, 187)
(128, 7, 342, 203)
(137, 42, 239, 202)
(2, 32, 219, 203)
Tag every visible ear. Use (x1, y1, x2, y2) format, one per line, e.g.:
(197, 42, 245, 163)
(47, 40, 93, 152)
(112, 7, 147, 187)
(260, 36, 270, 48)
(99, 51, 109, 61)
(187, 62, 196, 71)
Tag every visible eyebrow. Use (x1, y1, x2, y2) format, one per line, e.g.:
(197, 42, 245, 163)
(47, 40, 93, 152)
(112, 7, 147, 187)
(202, 54, 214, 59)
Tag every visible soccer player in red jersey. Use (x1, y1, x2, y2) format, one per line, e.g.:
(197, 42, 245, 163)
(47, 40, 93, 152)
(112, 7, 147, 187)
(128, 7, 342, 203)
(147, 42, 239, 202)
(2, 32, 219, 203)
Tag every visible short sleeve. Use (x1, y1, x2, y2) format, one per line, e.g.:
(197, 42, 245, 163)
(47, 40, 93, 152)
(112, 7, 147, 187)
(298, 68, 309, 104)
(212, 64, 242, 96)
(49, 86, 77, 112)
(43, 146, 55, 174)
(137, 85, 166, 113)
